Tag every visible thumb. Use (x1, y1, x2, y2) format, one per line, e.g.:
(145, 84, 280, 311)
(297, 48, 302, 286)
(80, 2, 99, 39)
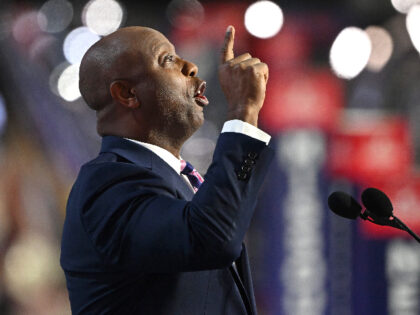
(220, 25, 235, 64)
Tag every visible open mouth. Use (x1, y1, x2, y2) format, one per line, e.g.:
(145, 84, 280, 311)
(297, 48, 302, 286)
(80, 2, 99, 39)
(194, 81, 209, 107)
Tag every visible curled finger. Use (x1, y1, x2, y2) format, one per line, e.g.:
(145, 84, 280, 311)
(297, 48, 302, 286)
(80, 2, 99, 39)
(253, 62, 269, 82)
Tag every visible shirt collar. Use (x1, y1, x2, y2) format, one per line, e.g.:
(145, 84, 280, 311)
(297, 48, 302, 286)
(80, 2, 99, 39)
(125, 138, 182, 174)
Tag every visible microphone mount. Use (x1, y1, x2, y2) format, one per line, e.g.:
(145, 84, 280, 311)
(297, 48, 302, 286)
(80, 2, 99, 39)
(359, 208, 405, 231)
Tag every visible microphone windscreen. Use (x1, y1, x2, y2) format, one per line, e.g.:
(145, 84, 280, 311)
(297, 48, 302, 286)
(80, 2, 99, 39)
(361, 188, 393, 217)
(328, 191, 362, 220)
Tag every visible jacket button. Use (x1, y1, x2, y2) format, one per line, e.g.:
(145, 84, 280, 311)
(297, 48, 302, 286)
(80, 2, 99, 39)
(237, 172, 248, 180)
(247, 152, 258, 159)
(241, 165, 252, 172)
(244, 158, 255, 166)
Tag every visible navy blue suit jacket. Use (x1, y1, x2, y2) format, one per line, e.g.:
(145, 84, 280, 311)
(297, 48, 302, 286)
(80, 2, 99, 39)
(61, 132, 273, 314)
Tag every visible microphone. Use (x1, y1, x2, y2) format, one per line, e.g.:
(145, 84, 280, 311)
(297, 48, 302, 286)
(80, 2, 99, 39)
(328, 191, 361, 220)
(361, 188, 420, 243)
(327, 189, 420, 243)
(361, 188, 393, 217)
(328, 190, 401, 228)
(327, 191, 385, 225)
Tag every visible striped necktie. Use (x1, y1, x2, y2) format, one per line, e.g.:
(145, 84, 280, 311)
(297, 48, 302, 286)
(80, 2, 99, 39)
(180, 160, 204, 192)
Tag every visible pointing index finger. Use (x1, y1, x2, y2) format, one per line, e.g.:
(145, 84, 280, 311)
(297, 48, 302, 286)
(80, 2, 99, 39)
(220, 25, 235, 64)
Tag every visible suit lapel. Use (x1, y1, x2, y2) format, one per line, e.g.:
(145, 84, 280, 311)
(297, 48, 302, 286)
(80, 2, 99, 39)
(100, 136, 194, 201)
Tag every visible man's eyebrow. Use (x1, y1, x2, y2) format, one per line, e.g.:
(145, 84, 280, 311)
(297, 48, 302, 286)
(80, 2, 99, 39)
(153, 42, 176, 55)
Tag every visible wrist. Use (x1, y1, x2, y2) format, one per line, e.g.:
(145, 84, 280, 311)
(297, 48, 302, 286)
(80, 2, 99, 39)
(227, 107, 259, 127)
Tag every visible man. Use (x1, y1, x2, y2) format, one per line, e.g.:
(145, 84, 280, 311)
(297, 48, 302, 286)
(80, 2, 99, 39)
(61, 25, 273, 314)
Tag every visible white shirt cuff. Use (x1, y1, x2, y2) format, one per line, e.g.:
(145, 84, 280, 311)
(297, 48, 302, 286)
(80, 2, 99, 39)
(221, 120, 271, 145)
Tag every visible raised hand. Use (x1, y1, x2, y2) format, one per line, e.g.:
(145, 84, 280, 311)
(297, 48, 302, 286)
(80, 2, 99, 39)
(218, 25, 269, 127)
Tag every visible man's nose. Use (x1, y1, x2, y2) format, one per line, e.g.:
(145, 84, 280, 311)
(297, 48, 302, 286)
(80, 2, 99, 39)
(181, 59, 198, 77)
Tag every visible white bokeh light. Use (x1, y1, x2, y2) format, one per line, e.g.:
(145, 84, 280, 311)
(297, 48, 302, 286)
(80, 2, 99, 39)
(391, 0, 420, 13)
(82, 0, 124, 36)
(49, 62, 70, 96)
(244, 1, 284, 39)
(406, 5, 420, 54)
(63, 26, 100, 64)
(365, 26, 393, 72)
(37, 0, 73, 33)
(57, 63, 81, 101)
(330, 27, 372, 80)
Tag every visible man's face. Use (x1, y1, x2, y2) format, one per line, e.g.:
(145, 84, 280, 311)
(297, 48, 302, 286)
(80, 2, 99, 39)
(130, 29, 208, 138)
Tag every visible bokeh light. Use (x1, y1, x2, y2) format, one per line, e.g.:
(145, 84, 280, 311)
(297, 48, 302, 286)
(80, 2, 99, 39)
(63, 26, 100, 64)
(406, 5, 420, 54)
(49, 62, 71, 97)
(244, 1, 284, 39)
(82, 0, 124, 36)
(57, 63, 81, 102)
(4, 234, 62, 303)
(391, 0, 420, 13)
(330, 27, 372, 79)
(12, 11, 44, 45)
(365, 26, 393, 72)
(37, 0, 73, 33)
(166, 0, 204, 30)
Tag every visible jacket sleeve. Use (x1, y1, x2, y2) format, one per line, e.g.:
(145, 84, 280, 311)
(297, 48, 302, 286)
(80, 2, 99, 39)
(79, 132, 274, 273)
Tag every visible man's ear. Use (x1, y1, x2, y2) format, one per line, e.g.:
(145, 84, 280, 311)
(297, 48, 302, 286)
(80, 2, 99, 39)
(109, 80, 140, 109)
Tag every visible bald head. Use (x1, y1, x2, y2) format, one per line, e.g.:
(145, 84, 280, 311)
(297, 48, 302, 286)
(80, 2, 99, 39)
(79, 26, 167, 111)
(78, 25, 203, 155)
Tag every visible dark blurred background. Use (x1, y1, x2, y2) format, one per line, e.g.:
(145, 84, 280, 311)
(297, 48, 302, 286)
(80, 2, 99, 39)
(0, 0, 419, 314)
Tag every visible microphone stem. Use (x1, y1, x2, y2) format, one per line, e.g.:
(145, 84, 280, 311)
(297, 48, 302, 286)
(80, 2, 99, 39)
(393, 216, 420, 244)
